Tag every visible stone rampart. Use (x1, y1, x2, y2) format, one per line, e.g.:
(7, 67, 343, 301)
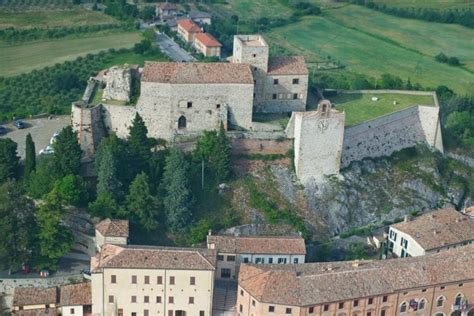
(103, 66, 132, 102)
(71, 103, 106, 158)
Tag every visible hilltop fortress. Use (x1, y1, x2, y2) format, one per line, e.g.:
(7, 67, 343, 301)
(72, 35, 443, 185)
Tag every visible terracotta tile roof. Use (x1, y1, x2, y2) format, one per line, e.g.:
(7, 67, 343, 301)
(239, 244, 474, 306)
(194, 32, 222, 47)
(92, 244, 215, 272)
(13, 287, 57, 306)
(391, 208, 474, 251)
(177, 19, 202, 33)
(13, 308, 58, 316)
(95, 218, 129, 237)
(142, 62, 253, 84)
(59, 282, 91, 306)
(207, 235, 306, 255)
(268, 56, 308, 75)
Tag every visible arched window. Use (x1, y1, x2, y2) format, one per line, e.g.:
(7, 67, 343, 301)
(178, 116, 186, 129)
(455, 293, 464, 306)
(418, 299, 426, 310)
(436, 296, 445, 307)
(434, 313, 445, 316)
(400, 302, 408, 313)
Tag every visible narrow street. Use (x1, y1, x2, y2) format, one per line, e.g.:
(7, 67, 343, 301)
(155, 31, 196, 62)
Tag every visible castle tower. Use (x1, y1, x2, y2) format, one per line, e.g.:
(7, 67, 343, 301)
(291, 100, 345, 185)
(232, 35, 269, 108)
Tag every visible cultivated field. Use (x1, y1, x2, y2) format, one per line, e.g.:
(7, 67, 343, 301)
(0, 32, 141, 77)
(265, 5, 474, 95)
(369, 0, 474, 9)
(331, 92, 436, 126)
(0, 9, 119, 29)
(209, 0, 294, 19)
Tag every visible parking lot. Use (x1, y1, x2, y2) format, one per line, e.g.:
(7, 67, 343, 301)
(0, 115, 70, 159)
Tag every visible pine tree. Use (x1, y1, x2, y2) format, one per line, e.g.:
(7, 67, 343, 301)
(125, 172, 157, 231)
(128, 113, 151, 174)
(213, 122, 231, 182)
(0, 180, 37, 271)
(0, 138, 20, 183)
(96, 143, 122, 201)
(24, 133, 36, 178)
(52, 126, 82, 177)
(162, 147, 192, 232)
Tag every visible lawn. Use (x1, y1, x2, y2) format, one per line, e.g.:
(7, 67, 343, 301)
(265, 5, 474, 95)
(331, 92, 436, 126)
(0, 8, 119, 29)
(0, 32, 141, 77)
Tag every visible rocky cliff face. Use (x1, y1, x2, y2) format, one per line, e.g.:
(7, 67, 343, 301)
(271, 146, 473, 237)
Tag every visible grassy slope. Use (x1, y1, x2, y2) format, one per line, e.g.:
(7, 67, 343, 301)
(210, 0, 293, 19)
(331, 93, 435, 126)
(0, 32, 141, 77)
(265, 5, 474, 94)
(0, 8, 119, 29)
(370, 0, 474, 9)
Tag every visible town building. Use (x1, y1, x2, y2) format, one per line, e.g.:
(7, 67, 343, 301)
(12, 287, 58, 315)
(388, 208, 474, 258)
(90, 244, 216, 316)
(156, 2, 179, 23)
(59, 283, 92, 316)
(206, 234, 306, 280)
(236, 245, 474, 316)
(193, 32, 222, 58)
(177, 19, 202, 43)
(189, 11, 212, 25)
(95, 218, 129, 251)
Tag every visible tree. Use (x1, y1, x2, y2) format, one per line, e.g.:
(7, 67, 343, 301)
(28, 155, 60, 199)
(124, 172, 158, 231)
(139, 6, 155, 21)
(53, 126, 82, 177)
(88, 192, 119, 218)
(52, 175, 88, 207)
(0, 180, 37, 271)
(0, 138, 19, 183)
(95, 143, 122, 200)
(162, 147, 192, 232)
(37, 191, 74, 270)
(128, 113, 151, 174)
(435, 52, 448, 63)
(447, 56, 460, 66)
(213, 122, 231, 182)
(24, 133, 36, 179)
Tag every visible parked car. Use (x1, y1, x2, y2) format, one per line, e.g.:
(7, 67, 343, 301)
(14, 119, 25, 129)
(0, 126, 7, 135)
(39, 145, 54, 155)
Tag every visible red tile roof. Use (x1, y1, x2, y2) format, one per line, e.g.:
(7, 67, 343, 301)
(13, 308, 58, 316)
(95, 218, 129, 237)
(13, 287, 57, 306)
(177, 19, 202, 33)
(268, 56, 308, 75)
(207, 235, 306, 255)
(141, 62, 253, 84)
(59, 282, 91, 306)
(194, 32, 222, 47)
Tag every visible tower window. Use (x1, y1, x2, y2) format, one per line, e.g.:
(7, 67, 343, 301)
(272, 94, 277, 100)
(273, 79, 279, 85)
(252, 54, 256, 57)
(187, 102, 192, 108)
(178, 116, 187, 129)
(216, 104, 221, 109)
(293, 93, 298, 100)
(293, 78, 300, 84)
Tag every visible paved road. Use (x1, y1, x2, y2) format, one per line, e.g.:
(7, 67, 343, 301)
(155, 31, 196, 62)
(0, 116, 70, 159)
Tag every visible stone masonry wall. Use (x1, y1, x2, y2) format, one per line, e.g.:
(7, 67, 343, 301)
(101, 104, 137, 138)
(259, 74, 308, 113)
(230, 138, 292, 156)
(71, 103, 106, 158)
(102, 66, 132, 102)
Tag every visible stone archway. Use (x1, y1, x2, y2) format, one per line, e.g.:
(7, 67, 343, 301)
(178, 116, 186, 129)
(450, 311, 461, 316)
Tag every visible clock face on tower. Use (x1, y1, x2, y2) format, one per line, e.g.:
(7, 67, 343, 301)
(318, 119, 329, 131)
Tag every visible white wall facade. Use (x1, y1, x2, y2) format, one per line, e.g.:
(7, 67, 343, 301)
(388, 227, 425, 258)
(61, 305, 84, 316)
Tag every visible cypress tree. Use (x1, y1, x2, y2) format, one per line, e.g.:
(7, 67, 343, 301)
(125, 172, 157, 231)
(52, 126, 82, 177)
(24, 133, 36, 178)
(213, 122, 231, 182)
(128, 113, 151, 174)
(0, 138, 20, 183)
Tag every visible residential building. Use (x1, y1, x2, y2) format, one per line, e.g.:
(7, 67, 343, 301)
(177, 19, 202, 43)
(59, 282, 92, 316)
(237, 245, 474, 316)
(156, 2, 179, 22)
(206, 234, 306, 280)
(91, 244, 216, 316)
(12, 287, 58, 315)
(194, 32, 221, 58)
(189, 11, 212, 25)
(388, 208, 474, 258)
(95, 218, 129, 251)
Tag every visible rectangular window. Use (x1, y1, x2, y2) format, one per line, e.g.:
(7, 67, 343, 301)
(293, 93, 298, 100)
(440, 286, 445, 290)
(381, 310, 386, 316)
(243, 257, 249, 263)
(131, 275, 137, 284)
(169, 296, 174, 304)
(131, 296, 136, 303)
(272, 93, 277, 100)
(269, 306, 275, 312)
(286, 308, 292, 314)
(253, 80, 256, 85)
(70, 308, 75, 314)
(269, 258, 273, 264)
(144, 310, 149, 316)
(353, 300, 359, 307)
(144, 276, 149, 284)
(459, 283, 464, 287)
(132, 313, 136, 316)
(157, 276, 163, 284)
(168, 311, 173, 316)
(200, 312, 205, 316)
(382, 296, 388, 303)
(274, 79, 279, 85)
(278, 258, 287, 264)
(324, 304, 329, 312)
(144, 296, 149, 303)
(170, 276, 175, 285)
(309, 307, 314, 314)
(221, 268, 231, 278)
(118, 309, 123, 316)
(367, 312, 372, 316)
(217, 255, 224, 261)
(240, 289, 244, 296)
(190, 276, 196, 285)
(156, 296, 162, 303)
(255, 257, 264, 264)
(187, 102, 192, 108)
(227, 255, 236, 262)
(368, 298, 373, 305)
(108, 295, 114, 303)
(189, 297, 194, 304)
(111, 275, 116, 284)
(339, 302, 344, 309)
(293, 78, 299, 84)
(252, 300, 255, 306)
(216, 104, 221, 109)
(240, 305, 243, 313)
(293, 258, 299, 264)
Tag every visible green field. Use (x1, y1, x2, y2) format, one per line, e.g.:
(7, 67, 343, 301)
(370, 0, 474, 9)
(265, 5, 474, 95)
(332, 92, 436, 126)
(0, 32, 141, 77)
(0, 9, 119, 29)
(209, 0, 294, 19)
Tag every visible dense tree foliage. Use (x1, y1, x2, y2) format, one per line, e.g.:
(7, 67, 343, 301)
(103, 0, 138, 20)
(435, 52, 461, 66)
(24, 133, 36, 179)
(128, 113, 152, 174)
(52, 126, 82, 177)
(27, 155, 60, 198)
(52, 174, 88, 207)
(124, 172, 158, 231)
(0, 138, 20, 182)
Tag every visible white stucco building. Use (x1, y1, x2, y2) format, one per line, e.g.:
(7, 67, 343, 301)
(388, 208, 474, 258)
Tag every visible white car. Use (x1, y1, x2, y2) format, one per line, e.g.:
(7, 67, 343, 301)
(39, 146, 54, 155)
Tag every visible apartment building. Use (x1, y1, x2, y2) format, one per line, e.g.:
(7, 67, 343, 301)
(207, 234, 306, 280)
(95, 218, 129, 251)
(388, 208, 474, 257)
(91, 244, 216, 316)
(237, 245, 474, 316)
(194, 32, 221, 57)
(177, 19, 202, 43)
